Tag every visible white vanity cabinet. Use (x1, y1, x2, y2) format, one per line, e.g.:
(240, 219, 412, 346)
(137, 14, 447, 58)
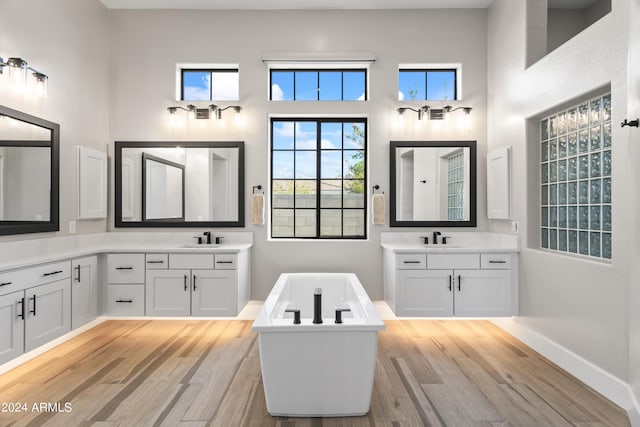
(0, 261, 72, 363)
(71, 255, 98, 329)
(385, 251, 517, 317)
(106, 254, 146, 316)
(146, 252, 246, 317)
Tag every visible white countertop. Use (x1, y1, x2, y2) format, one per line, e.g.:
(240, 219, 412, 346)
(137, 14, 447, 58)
(380, 231, 519, 253)
(0, 232, 253, 271)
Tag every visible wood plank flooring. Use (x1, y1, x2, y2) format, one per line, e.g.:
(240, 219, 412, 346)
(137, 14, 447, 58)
(0, 319, 630, 426)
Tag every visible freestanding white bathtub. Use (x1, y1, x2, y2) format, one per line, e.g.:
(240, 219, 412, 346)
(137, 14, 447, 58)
(252, 273, 385, 417)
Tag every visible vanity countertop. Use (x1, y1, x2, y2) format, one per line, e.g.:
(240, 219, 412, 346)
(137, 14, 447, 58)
(380, 231, 519, 253)
(0, 232, 253, 271)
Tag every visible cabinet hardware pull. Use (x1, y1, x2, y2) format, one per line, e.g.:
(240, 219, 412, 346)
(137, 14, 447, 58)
(193, 274, 197, 291)
(489, 260, 506, 264)
(403, 261, 420, 264)
(184, 275, 188, 291)
(216, 261, 233, 264)
(75, 265, 81, 282)
(43, 270, 63, 277)
(30, 295, 37, 316)
(115, 266, 133, 270)
(457, 275, 461, 291)
(448, 275, 452, 292)
(0, 281, 12, 287)
(115, 299, 133, 303)
(146, 260, 164, 264)
(17, 298, 25, 319)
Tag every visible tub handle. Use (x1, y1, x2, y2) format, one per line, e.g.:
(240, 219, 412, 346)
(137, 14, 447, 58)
(285, 309, 301, 324)
(335, 308, 351, 324)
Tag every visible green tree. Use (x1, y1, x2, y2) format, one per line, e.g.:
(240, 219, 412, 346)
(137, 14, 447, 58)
(345, 124, 365, 194)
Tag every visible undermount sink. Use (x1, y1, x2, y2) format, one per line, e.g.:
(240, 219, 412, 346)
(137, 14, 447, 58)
(179, 243, 220, 248)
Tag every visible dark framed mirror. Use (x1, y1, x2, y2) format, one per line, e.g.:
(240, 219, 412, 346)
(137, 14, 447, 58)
(390, 140, 477, 227)
(115, 141, 245, 228)
(0, 105, 59, 236)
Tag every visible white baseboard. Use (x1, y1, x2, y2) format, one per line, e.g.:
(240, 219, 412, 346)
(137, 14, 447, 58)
(492, 318, 640, 426)
(0, 317, 107, 376)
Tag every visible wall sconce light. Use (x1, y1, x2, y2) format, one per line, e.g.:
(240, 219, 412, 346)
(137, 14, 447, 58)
(167, 103, 242, 122)
(0, 56, 48, 97)
(397, 104, 472, 121)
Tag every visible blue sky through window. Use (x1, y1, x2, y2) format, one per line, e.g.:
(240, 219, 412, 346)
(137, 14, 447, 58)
(271, 70, 366, 101)
(398, 69, 456, 101)
(181, 69, 239, 101)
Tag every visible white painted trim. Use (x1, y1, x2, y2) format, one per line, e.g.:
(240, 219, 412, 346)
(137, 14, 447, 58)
(492, 318, 640, 425)
(0, 317, 107, 375)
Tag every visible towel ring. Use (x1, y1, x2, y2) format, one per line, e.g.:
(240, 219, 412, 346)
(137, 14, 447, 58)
(372, 185, 384, 194)
(252, 185, 263, 194)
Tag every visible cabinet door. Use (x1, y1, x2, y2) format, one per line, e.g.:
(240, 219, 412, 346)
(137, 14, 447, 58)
(0, 291, 25, 364)
(146, 269, 190, 316)
(25, 279, 71, 352)
(454, 269, 511, 317)
(191, 269, 237, 317)
(71, 256, 98, 329)
(396, 270, 453, 317)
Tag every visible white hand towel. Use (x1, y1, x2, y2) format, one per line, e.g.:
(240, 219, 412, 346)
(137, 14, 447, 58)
(251, 193, 265, 225)
(372, 193, 385, 225)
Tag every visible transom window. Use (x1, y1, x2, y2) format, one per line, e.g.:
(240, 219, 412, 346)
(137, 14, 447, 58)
(540, 93, 611, 259)
(270, 70, 367, 101)
(398, 68, 457, 101)
(180, 68, 239, 101)
(271, 118, 367, 239)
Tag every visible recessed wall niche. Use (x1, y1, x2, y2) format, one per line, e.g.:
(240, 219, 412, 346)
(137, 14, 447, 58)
(547, 0, 611, 53)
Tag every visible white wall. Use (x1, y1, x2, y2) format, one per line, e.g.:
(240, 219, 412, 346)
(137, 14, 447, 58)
(488, 0, 633, 402)
(0, 0, 110, 240)
(108, 9, 488, 299)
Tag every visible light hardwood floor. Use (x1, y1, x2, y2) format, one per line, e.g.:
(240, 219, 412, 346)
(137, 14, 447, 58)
(0, 319, 630, 427)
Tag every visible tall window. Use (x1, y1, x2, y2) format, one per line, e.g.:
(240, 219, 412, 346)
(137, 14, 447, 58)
(180, 68, 239, 101)
(270, 70, 367, 101)
(271, 118, 367, 239)
(447, 151, 464, 221)
(398, 68, 457, 101)
(540, 93, 611, 259)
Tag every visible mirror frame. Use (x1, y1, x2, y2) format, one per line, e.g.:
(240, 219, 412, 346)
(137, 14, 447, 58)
(0, 105, 60, 236)
(389, 140, 477, 228)
(115, 141, 245, 228)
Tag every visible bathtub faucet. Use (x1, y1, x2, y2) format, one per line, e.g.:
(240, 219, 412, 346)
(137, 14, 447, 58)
(335, 308, 351, 324)
(313, 288, 323, 324)
(285, 308, 301, 324)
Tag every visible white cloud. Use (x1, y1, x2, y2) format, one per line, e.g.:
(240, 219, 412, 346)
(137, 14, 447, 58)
(398, 90, 405, 101)
(271, 83, 284, 101)
(212, 72, 239, 101)
(183, 85, 210, 101)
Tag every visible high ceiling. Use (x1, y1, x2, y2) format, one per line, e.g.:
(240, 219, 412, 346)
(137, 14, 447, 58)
(99, 0, 600, 10)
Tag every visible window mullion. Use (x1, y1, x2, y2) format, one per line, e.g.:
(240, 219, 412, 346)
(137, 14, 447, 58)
(316, 120, 322, 238)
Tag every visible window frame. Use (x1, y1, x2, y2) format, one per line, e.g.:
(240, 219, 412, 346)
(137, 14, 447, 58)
(269, 68, 368, 101)
(398, 64, 461, 101)
(270, 117, 368, 240)
(175, 64, 239, 102)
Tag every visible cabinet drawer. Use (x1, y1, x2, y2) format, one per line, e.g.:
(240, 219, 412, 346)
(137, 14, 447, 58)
(169, 254, 214, 269)
(107, 254, 145, 283)
(214, 254, 237, 270)
(0, 261, 71, 295)
(106, 285, 145, 316)
(427, 253, 480, 269)
(481, 253, 512, 269)
(396, 254, 426, 270)
(146, 254, 168, 269)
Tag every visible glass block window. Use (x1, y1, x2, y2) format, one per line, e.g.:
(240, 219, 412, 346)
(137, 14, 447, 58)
(540, 93, 611, 259)
(398, 69, 457, 101)
(270, 70, 367, 101)
(447, 151, 465, 221)
(271, 118, 367, 239)
(181, 68, 239, 101)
